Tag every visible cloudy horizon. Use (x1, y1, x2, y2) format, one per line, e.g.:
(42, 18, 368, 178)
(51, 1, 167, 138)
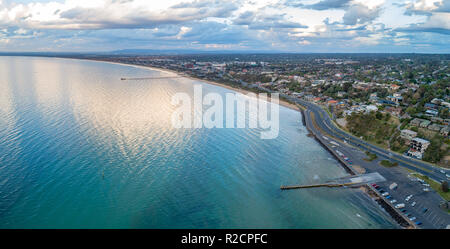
(0, 0, 449, 53)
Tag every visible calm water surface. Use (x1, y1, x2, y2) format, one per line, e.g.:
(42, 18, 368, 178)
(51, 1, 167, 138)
(0, 57, 398, 228)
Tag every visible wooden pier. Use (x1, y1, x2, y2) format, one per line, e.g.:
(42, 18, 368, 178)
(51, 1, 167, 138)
(280, 182, 359, 190)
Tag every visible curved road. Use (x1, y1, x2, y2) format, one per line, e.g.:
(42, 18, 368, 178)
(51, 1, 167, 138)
(294, 98, 449, 183)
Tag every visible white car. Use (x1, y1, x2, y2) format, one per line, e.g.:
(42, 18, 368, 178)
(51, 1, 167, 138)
(411, 202, 416, 207)
(409, 217, 417, 221)
(446, 174, 450, 178)
(390, 200, 397, 204)
(405, 195, 413, 201)
(440, 170, 445, 174)
(381, 192, 389, 197)
(423, 183, 430, 187)
(423, 188, 430, 192)
(395, 203, 405, 209)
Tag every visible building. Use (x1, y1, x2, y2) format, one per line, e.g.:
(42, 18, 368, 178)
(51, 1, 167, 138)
(407, 137, 430, 159)
(424, 103, 438, 110)
(327, 100, 338, 106)
(431, 98, 443, 105)
(387, 95, 403, 104)
(441, 126, 450, 136)
(400, 129, 417, 140)
(364, 105, 378, 112)
(425, 109, 439, 117)
(420, 120, 431, 128)
(390, 84, 400, 91)
(428, 123, 444, 132)
(410, 118, 426, 126)
(441, 101, 450, 108)
(384, 106, 402, 117)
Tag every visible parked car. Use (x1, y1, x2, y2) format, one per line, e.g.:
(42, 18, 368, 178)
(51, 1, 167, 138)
(405, 195, 413, 201)
(382, 192, 389, 196)
(395, 203, 405, 209)
(389, 183, 398, 190)
(415, 221, 422, 226)
(422, 208, 428, 213)
(409, 217, 417, 221)
(390, 199, 397, 204)
(400, 209, 407, 213)
(386, 195, 392, 199)
(411, 202, 416, 207)
(423, 188, 430, 192)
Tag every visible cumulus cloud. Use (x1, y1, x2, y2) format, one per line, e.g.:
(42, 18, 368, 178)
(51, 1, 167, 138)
(0, 0, 448, 52)
(233, 11, 308, 29)
(400, 0, 450, 34)
(299, 0, 352, 10)
(342, 2, 383, 25)
(0, 0, 240, 29)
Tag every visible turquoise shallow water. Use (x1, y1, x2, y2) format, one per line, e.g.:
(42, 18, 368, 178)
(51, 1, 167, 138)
(0, 56, 397, 228)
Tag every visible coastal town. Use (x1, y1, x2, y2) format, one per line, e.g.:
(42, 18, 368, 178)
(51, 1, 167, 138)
(89, 54, 450, 167)
(78, 53, 450, 229)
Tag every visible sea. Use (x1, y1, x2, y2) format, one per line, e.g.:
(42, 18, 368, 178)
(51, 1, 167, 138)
(0, 56, 397, 228)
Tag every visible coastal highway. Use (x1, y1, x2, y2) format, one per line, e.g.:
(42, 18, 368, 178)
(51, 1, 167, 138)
(293, 98, 450, 183)
(299, 102, 450, 229)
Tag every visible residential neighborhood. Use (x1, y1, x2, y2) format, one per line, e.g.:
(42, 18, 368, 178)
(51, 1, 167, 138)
(90, 53, 450, 167)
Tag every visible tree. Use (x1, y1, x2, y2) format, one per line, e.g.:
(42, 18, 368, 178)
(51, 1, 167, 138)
(375, 111, 383, 120)
(441, 181, 449, 193)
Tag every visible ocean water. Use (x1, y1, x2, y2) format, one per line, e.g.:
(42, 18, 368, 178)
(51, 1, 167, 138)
(0, 56, 397, 228)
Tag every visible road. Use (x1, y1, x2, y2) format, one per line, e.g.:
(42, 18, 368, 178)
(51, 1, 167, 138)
(294, 98, 450, 183)
(298, 99, 450, 229)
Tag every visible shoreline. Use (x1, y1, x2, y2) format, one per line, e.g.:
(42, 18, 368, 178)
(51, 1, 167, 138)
(87, 58, 300, 112)
(98, 58, 405, 227)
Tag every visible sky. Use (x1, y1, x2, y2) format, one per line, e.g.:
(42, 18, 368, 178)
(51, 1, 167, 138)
(0, 0, 449, 53)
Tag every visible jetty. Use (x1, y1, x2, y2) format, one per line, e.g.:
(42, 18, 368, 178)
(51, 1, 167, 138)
(281, 182, 360, 190)
(280, 172, 386, 190)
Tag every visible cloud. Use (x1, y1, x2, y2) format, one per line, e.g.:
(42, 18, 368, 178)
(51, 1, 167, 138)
(342, 2, 383, 25)
(233, 11, 308, 29)
(0, 0, 448, 52)
(0, 0, 240, 29)
(300, 0, 352, 10)
(399, 0, 450, 34)
(396, 12, 450, 34)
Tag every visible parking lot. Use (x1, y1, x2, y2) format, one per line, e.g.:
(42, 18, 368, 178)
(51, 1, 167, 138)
(373, 177, 448, 229)
(319, 135, 450, 229)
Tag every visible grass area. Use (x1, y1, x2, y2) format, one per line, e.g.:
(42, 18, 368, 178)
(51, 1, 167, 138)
(322, 106, 333, 119)
(380, 160, 398, 167)
(411, 173, 450, 202)
(364, 151, 378, 161)
(346, 112, 397, 150)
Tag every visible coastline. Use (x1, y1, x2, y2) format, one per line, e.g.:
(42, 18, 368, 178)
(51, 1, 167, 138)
(87, 58, 300, 112)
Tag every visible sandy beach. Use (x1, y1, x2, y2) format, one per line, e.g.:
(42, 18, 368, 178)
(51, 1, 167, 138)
(88, 59, 300, 112)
